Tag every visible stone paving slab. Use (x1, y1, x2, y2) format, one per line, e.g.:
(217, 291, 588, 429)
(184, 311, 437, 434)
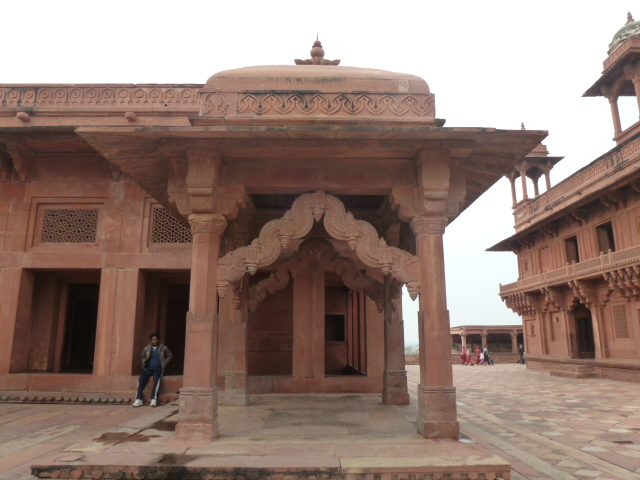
(1, 365, 639, 479)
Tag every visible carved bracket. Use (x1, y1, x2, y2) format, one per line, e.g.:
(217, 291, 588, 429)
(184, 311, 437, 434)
(502, 292, 538, 316)
(540, 286, 563, 312)
(2, 140, 33, 182)
(248, 238, 385, 313)
(604, 267, 640, 301)
(601, 191, 626, 211)
(218, 191, 420, 301)
(0, 147, 12, 182)
(568, 279, 597, 308)
(566, 208, 590, 226)
(539, 223, 557, 239)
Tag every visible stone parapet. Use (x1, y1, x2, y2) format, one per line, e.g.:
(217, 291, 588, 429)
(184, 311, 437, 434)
(0, 85, 201, 113)
(513, 134, 640, 232)
(500, 243, 640, 294)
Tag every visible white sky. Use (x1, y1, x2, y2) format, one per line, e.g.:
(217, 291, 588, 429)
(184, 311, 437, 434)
(1, 0, 636, 344)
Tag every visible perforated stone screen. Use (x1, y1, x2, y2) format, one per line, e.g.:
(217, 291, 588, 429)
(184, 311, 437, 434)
(612, 304, 630, 339)
(151, 207, 192, 244)
(40, 209, 99, 244)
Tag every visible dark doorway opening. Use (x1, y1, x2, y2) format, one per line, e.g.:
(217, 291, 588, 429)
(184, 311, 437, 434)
(141, 272, 190, 376)
(574, 304, 595, 359)
(61, 283, 100, 373)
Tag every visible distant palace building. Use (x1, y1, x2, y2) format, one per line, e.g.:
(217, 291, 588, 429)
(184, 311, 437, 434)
(492, 14, 640, 382)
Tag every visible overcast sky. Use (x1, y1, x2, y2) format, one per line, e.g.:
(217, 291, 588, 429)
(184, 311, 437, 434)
(2, 1, 636, 344)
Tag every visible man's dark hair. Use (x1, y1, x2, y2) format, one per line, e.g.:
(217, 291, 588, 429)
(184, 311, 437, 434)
(150, 333, 160, 340)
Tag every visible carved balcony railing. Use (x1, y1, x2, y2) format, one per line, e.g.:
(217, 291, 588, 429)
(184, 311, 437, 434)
(500, 243, 640, 294)
(513, 135, 640, 232)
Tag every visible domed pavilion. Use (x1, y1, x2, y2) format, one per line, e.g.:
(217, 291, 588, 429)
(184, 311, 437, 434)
(0, 41, 544, 477)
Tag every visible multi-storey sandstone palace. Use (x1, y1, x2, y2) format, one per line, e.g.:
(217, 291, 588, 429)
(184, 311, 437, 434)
(493, 15, 640, 382)
(0, 41, 543, 444)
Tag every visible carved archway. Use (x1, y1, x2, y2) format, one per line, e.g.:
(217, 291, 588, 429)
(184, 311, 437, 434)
(248, 238, 385, 313)
(217, 191, 420, 299)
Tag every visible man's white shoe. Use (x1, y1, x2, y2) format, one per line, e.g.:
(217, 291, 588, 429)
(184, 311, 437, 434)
(133, 399, 143, 407)
(150, 399, 157, 407)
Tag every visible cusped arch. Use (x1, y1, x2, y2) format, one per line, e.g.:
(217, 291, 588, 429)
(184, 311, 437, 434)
(248, 238, 385, 313)
(217, 191, 420, 300)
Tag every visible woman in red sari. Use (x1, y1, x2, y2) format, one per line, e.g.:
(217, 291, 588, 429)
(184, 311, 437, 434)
(461, 347, 467, 365)
(475, 345, 483, 365)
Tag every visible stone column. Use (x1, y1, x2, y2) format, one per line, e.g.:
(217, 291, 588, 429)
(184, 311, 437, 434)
(481, 330, 488, 349)
(519, 167, 529, 200)
(603, 87, 622, 136)
(176, 213, 227, 443)
(292, 267, 325, 378)
(225, 275, 250, 406)
(382, 277, 410, 405)
(0, 268, 35, 374)
(590, 305, 608, 359)
(511, 331, 518, 353)
(509, 177, 518, 205)
(410, 215, 459, 439)
(94, 268, 143, 376)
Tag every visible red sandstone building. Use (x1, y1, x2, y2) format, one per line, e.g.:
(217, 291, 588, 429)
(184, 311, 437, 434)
(493, 16, 640, 382)
(0, 42, 545, 447)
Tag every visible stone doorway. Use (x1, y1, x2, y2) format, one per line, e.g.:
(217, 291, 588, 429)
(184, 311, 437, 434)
(61, 283, 100, 373)
(574, 304, 596, 359)
(141, 272, 190, 376)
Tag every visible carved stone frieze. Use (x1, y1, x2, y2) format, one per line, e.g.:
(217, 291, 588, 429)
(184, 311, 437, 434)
(217, 191, 421, 301)
(540, 286, 564, 312)
(248, 238, 385, 313)
(234, 92, 435, 118)
(0, 85, 200, 109)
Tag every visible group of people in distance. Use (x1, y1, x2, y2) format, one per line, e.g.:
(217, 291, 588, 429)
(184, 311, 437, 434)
(460, 345, 493, 366)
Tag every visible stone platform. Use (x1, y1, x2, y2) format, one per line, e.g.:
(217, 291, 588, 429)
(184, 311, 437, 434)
(30, 393, 508, 480)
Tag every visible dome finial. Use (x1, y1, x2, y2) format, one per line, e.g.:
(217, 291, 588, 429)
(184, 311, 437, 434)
(628, 11, 635, 24)
(294, 39, 341, 66)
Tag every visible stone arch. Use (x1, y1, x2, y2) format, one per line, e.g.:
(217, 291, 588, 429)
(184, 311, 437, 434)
(248, 238, 385, 313)
(217, 191, 420, 300)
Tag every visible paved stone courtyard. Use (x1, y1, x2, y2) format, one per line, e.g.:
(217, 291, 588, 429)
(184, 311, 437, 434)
(0, 364, 639, 479)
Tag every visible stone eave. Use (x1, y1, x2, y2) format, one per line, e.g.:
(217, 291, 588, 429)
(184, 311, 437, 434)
(75, 125, 546, 222)
(583, 38, 640, 97)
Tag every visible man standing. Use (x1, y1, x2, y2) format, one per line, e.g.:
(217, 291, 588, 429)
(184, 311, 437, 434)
(133, 333, 172, 407)
(517, 344, 525, 364)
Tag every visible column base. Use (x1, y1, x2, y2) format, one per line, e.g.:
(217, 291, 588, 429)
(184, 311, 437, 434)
(382, 370, 410, 405)
(175, 387, 219, 443)
(224, 372, 249, 406)
(416, 383, 459, 439)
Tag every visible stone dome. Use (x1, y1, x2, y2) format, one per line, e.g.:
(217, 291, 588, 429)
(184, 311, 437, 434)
(197, 65, 437, 122)
(203, 65, 431, 95)
(609, 13, 640, 54)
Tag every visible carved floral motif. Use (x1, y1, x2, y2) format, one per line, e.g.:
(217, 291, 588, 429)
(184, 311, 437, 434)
(235, 92, 435, 117)
(0, 86, 200, 108)
(217, 191, 421, 301)
(248, 238, 385, 312)
(201, 93, 229, 116)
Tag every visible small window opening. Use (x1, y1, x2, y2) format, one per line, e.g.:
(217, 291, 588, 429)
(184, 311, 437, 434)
(565, 236, 580, 264)
(596, 221, 616, 253)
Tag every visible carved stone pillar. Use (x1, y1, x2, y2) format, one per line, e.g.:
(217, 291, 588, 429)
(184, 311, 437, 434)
(382, 277, 409, 405)
(602, 86, 622, 136)
(410, 215, 459, 439)
(176, 213, 227, 443)
(518, 165, 529, 200)
(225, 275, 250, 406)
(481, 330, 488, 350)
